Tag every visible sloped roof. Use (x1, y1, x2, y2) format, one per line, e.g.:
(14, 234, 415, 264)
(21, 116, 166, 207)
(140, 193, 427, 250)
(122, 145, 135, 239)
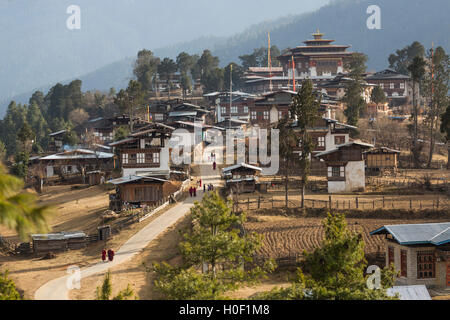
(387, 286, 431, 300)
(366, 69, 410, 80)
(39, 149, 114, 160)
(222, 163, 262, 173)
(370, 222, 450, 246)
(108, 175, 168, 185)
(315, 141, 374, 158)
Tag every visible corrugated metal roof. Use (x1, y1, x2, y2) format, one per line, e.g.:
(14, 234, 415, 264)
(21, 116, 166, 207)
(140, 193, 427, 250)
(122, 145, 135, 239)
(108, 175, 168, 185)
(108, 138, 137, 147)
(169, 111, 198, 117)
(370, 223, 450, 246)
(387, 286, 431, 300)
(32, 231, 86, 241)
(222, 163, 262, 173)
(39, 149, 114, 160)
(49, 130, 66, 136)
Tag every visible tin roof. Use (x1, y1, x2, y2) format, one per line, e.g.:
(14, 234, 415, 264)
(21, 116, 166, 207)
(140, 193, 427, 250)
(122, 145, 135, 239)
(39, 149, 114, 160)
(315, 141, 374, 158)
(222, 163, 262, 173)
(32, 231, 86, 241)
(108, 175, 168, 185)
(387, 286, 431, 300)
(370, 222, 450, 246)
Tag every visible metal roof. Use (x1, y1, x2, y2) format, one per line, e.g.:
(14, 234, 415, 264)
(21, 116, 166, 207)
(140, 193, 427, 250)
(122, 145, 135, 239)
(32, 231, 86, 241)
(169, 111, 198, 117)
(222, 163, 262, 173)
(49, 130, 66, 137)
(370, 223, 450, 246)
(108, 175, 168, 185)
(315, 141, 374, 158)
(108, 138, 138, 147)
(39, 149, 114, 160)
(387, 286, 431, 300)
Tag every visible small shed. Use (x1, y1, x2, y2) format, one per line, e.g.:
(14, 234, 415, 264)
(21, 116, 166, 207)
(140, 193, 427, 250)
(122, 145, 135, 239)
(31, 231, 86, 254)
(364, 147, 401, 170)
(108, 175, 168, 210)
(222, 163, 262, 194)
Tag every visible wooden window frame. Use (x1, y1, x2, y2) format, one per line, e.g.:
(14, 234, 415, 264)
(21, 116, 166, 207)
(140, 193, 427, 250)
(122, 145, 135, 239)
(417, 251, 435, 279)
(400, 250, 407, 278)
(388, 247, 394, 266)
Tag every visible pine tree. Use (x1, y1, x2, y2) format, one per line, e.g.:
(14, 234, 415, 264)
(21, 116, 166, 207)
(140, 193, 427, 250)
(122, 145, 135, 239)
(152, 191, 274, 300)
(0, 270, 21, 300)
(290, 79, 321, 208)
(343, 53, 368, 127)
(258, 212, 398, 300)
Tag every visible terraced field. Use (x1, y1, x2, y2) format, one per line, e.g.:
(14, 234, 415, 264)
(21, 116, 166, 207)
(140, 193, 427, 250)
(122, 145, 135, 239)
(245, 215, 449, 259)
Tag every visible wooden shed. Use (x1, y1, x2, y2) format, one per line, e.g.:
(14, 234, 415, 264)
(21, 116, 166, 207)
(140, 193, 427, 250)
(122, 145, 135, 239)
(222, 163, 262, 194)
(364, 147, 401, 170)
(108, 175, 168, 211)
(31, 232, 86, 254)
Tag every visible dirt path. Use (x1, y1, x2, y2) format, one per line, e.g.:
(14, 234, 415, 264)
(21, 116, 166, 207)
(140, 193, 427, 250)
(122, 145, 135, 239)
(34, 158, 223, 300)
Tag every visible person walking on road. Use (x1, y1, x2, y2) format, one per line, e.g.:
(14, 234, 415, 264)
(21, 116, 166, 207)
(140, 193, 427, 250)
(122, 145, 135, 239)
(213, 161, 216, 171)
(101, 249, 107, 263)
(189, 186, 193, 197)
(193, 187, 197, 197)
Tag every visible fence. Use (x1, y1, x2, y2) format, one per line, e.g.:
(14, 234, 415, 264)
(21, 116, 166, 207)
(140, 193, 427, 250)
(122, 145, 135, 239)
(233, 195, 450, 212)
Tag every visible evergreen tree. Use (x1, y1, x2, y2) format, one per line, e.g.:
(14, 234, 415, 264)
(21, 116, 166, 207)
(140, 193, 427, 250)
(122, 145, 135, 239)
(0, 270, 21, 300)
(389, 41, 425, 75)
(343, 53, 368, 127)
(158, 58, 178, 99)
(152, 191, 274, 300)
(441, 103, 450, 169)
(370, 86, 387, 105)
(133, 49, 160, 93)
(96, 271, 136, 300)
(290, 79, 321, 208)
(224, 63, 244, 91)
(259, 213, 398, 300)
(408, 55, 427, 167)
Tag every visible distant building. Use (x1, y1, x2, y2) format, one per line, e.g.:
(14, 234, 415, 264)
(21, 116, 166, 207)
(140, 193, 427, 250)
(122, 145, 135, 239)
(371, 223, 450, 290)
(365, 69, 412, 106)
(222, 163, 262, 194)
(249, 90, 295, 127)
(315, 141, 373, 193)
(48, 130, 67, 152)
(364, 147, 401, 171)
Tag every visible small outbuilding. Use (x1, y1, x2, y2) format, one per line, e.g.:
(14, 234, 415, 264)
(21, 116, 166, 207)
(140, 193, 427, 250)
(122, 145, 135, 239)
(315, 141, 373, 193)
(222, 163, 262, 193)
(31, 231, 87, 254)
(108, 175, 168, 211)
(364, 147, 401, 171)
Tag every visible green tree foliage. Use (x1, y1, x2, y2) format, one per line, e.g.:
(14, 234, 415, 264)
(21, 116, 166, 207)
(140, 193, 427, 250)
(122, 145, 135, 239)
(423, 46, 450, 168)
(0, 101, 27, 156)
(370, 86, 387, 104)
(408, 55, 427, 167)
(203, 68, 224, 93)
(96, 271, 136, 300)
(26, 101, 50, 150)
(389, 41, 425, 75)
(45, 80, 84, 124)
(114, 80, 144, 132)
(0, 270, 21, 300)
(0, 141, 6, 162)
(114, 126, 130, 142)
(290, 79, 321, 208)
(158, 58, 178, 98)
(17, 122, 35, 151)
(11, 151, 29, 179)
(152, 191, 274, 300)
(343, 53, 368, 127)
(133, 49, 160, 93)
(239, 46, 281, 70)
(180, 72, 192, 99)
(62, 130, 79, 147)
(176, 52, 196, 74)
(224, 63, 244, 91)
(0, 163, 52, 240)
(259, 213, 398, 300)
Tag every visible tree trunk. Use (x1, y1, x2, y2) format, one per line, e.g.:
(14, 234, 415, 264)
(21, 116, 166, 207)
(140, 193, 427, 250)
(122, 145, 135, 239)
(285, 171, 288, 208)
(447, 143, 450, 170)
(428, 114, 435, 168)
(301, 182, 305, 209)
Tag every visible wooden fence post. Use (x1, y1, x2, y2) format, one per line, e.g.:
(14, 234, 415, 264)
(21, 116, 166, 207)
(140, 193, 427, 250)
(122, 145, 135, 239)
(248, 197, 250, 210)
(410, 198, 412, 210)
(329, 196, 332, 209)
(437, 197, 440, 210)
(356, 197, 359, 209)
(258, 196, 261, 209)
(373, 200, 375, 210)
(272, 196, 274, 209)
(382, 196, 385, 208)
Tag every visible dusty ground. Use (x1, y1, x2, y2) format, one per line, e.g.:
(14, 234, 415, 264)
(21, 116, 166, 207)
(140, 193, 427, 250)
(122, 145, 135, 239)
(0, 184, 180, 299)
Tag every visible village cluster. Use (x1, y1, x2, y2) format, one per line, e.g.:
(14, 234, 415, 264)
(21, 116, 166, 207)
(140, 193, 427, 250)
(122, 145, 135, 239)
(1, 30, 449, 300)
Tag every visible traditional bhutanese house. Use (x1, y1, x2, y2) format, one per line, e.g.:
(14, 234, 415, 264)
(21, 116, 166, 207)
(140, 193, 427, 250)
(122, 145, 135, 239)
(370, 223, 450, 290)
(292, 118, 356, 176)
(222, 163, 262, 193)
(249, 90, 296, 127)
(108, 175, 168, 211)
(215, 118, 249, 130)
(206, 91, 256, 123)
(317, 74, 374, 103)
(149, 102, 171, 123)
(31, 231, 87, 254)
(171, 121, 224, 147)
(315, 141, 373, 193)
(48, 130, 67, 152)
(366, 102, 390, 117)
(92, 115, 148, 144)
(38, 149, 115, 179)
(109, 123, 174, 178)
(364, 147, 401, 171)
(167, 103, 210, 124)
(365, 69, 412, 107)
